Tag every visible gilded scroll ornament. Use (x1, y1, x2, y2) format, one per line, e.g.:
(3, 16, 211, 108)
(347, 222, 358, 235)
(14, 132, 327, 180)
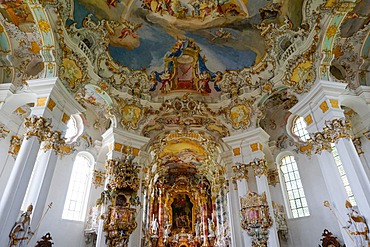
(42, 130, 75, 157)
(23, 116, 52, 141)
(250, 158, 268, 178)
(307, 118, 352, 155)
(0, 123, 10, 139)
(240, 191, 273, 247)
(8, 136, 22, 159)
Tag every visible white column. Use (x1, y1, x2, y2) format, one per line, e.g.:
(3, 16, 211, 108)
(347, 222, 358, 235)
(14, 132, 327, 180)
(336, 139, 370, 217)
(255, 172, 280, 247)
(26, 149, 58, 245)
(0, 136, 41, 247)
(315, 150, 354, 246)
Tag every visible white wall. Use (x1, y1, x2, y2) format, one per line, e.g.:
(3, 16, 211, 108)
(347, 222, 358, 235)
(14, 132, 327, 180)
(33, 152, 87, 246)
(278, 153, 343, 246)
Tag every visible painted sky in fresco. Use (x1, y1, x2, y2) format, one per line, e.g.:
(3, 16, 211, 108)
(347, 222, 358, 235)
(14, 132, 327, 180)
(72, 0, 273, 72)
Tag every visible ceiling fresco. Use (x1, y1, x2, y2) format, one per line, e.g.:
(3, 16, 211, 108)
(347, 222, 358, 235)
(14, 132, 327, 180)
(71, 0, 303, 73)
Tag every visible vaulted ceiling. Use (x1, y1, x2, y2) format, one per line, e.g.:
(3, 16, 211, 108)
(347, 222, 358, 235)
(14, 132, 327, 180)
(0, 0, 369, 181)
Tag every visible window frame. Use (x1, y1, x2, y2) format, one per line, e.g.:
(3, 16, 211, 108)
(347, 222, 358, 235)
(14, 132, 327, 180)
(62, 151, 94, 222)
(277, 152, 310, 219)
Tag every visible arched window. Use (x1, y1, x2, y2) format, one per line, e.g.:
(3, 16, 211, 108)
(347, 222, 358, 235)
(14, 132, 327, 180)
(280, 155, 310, 218)
(62, 152, 94, 221)
(292, 116, 310, 142)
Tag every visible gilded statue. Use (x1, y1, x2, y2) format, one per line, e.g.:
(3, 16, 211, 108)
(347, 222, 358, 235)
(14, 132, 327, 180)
(343, 201, 370, 247)
(9, 204, 34, 247)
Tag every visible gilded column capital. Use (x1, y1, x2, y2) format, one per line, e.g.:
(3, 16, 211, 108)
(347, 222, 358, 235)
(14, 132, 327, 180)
(231, 163, 249, 189)
(322, 118, 352, 142)
(249, 158, 268, 178)
(0, 123, 10, 139)
(307, 118, 352, 155)
(23, 115, 53, 142)
(307, 132, 332, 155)
(42, 130, 75, 157)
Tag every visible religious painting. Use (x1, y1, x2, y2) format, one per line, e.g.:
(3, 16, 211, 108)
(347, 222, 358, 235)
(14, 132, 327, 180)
(230, 104, 251, 129)
(0, 0, 35, 31)
(171, 194, 193, 232)
(120, 105, 142, 129)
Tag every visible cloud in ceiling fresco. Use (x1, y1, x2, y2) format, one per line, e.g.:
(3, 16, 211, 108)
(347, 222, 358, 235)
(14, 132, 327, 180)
(71, 0, 298, 72)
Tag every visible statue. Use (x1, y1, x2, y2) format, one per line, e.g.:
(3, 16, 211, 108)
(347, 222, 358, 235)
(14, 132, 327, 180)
(343, 201, 370, 247)
(164, 224, 171, 239)
(151, 217, 159, 236)
(9, 204, 34, 247)
(34, 233, 53, 247)
(208, 218, 215, 237)
(195, 221, 201, 237)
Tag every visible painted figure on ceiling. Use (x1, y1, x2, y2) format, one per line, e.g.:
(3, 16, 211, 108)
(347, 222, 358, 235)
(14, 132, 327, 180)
(149, 39, 222, 95)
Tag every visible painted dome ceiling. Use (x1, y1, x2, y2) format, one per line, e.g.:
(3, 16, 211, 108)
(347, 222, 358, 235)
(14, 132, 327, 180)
(71, 0, 303, 72)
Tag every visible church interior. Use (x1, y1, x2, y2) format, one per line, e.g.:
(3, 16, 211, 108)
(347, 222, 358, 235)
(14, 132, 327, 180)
(0, 0, 370, 246)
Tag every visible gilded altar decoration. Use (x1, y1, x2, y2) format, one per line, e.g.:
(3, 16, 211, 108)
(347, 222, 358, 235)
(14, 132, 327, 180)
(8, 136, 22, 159)
(240, 191, 273, 247)
(0, 123, 10, 139)
(101, 155, 141, 247)
(23, 115, 52, 142)
(250, 158, 268, 178)
(319, 229, 343, 247)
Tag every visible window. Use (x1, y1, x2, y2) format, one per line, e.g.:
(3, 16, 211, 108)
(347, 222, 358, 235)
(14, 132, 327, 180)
(62, 152, 94, 221)
(280, 155, 310, 218)
(292, 116, 310, 142)
(331, 143, 356, 206)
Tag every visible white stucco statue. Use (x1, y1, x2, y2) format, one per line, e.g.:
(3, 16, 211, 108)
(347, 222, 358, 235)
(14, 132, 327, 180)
(344, 201, 370, 247)
(9, 204, 34, 247)
(151, 217, 159, 236)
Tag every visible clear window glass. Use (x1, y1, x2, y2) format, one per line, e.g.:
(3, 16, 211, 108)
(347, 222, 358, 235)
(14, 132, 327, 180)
(62, 153, 93, 221)
(280, 155, 310, 218)
(293, 116, 310, 142)
(331, 143, 356, 206)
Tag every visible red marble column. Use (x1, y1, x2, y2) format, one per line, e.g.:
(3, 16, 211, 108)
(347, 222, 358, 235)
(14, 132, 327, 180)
(157, 186, 165, 247)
